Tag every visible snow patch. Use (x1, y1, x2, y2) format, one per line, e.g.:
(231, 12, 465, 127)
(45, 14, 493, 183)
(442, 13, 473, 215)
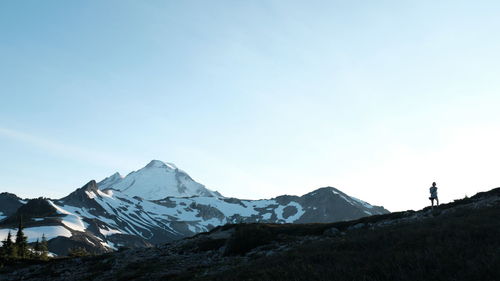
(261, 213, 272, 220)
(85, 190, 96, 199)
(99, 240, 117, 250)
(351, 196, 375, 209)
(187, 224, 198, 233)
(0, 226, 72, 242)
(85, 237, 96, 246)
(49, 201, 87, 232)
(61, 215, 86, 232)
(99, 227, 122, 236)
(97, 189, 113, 198)
(275, 202, 305, 223)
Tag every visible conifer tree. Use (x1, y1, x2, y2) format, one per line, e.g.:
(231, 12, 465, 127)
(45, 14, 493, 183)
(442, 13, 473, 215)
(15, 217, 29, 258)
(2, 231, 16, 259)
(0, 232, 8, 258)
(40, 234, 49, 260)
(34, 238, 40, 252)
(33, 238, 41, 259)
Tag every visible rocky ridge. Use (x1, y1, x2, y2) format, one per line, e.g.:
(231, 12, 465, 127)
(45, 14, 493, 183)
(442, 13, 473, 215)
(0, 161, 388, 255)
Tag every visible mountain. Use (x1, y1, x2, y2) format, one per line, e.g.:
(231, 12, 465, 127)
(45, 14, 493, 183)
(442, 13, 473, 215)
(0, 160, 388, 256)
(2, 187, 498, 281)
(97, 160, 221, 200)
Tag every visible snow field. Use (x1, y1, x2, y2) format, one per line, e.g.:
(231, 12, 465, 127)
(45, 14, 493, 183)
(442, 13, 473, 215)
(0, 226, 72, 243)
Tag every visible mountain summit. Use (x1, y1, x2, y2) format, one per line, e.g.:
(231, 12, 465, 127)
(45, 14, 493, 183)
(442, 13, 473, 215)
(97, 160, 220, 200)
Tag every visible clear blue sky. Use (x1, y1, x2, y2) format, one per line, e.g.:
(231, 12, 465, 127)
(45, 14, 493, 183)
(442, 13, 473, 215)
(1, 1, 499, 211)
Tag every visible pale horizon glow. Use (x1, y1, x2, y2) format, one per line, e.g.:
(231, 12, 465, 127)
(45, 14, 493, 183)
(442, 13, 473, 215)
(1, 1, 500, 212)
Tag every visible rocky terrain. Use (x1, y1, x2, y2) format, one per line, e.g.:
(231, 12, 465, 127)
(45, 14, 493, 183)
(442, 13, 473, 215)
(1, 187, 498, 281)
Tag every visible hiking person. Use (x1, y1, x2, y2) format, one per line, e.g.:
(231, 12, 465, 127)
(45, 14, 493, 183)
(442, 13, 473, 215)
(429, 182, 439, 207)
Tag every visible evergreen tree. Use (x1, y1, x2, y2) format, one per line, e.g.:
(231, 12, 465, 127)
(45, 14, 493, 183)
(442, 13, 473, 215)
(32, 238, 41, 259)
(34, 238, 40, 252)
(1, 231, 16, 259)
(0, 232, 8, 258)
(40, 234, 49, 260)
(15, 218, 29, 258)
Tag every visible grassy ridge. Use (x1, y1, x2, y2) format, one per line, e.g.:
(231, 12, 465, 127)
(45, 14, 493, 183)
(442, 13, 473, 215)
(179, 204, 500, 281)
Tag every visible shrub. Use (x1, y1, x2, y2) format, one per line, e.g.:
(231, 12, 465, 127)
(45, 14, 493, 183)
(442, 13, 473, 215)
(68, 247, 91, 257)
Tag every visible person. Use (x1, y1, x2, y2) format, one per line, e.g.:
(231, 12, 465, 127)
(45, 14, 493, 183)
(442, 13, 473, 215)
(429, 182, 439, 207)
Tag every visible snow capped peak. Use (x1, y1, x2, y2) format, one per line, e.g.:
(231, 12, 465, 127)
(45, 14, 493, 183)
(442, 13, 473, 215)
(165, 162, 178, 169)
(145, 160, 169, 169)
(306, 186, 341, 196)
(105, 172, 123, 183)
(59, 180, 100, 204)
(97, 172, 123, 190)
(110, 172, 123, 179)
(144, 160, 179, 171)
(97, 160, 221, 200)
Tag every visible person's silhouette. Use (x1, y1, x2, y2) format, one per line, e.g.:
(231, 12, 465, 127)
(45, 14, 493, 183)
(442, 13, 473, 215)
(429, 182, 439, 207)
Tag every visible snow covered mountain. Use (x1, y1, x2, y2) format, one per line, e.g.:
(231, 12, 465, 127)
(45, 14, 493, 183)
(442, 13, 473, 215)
(98, 160, 220, 200)
(0, 160, 389, 255)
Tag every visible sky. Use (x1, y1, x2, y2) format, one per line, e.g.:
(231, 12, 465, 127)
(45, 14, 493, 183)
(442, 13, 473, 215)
(1, 1, 500, 212)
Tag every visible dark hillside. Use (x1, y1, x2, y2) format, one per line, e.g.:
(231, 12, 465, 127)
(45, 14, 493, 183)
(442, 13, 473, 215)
(193, 202, 500, 281)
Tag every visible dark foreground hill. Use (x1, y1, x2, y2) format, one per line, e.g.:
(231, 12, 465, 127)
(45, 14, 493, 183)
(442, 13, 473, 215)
(1, 187, 499, 281)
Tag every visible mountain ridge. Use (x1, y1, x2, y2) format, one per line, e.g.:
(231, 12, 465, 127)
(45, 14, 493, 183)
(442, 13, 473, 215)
(0, 160, 388, 256)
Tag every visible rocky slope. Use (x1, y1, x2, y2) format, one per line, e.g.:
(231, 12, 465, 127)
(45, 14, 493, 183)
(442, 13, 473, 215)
(0, 160, 388, 255)
(1, 187, 498, 281)
(0, 193, 24, 221)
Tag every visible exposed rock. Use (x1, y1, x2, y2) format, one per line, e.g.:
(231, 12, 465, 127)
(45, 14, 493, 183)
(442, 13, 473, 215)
(323, 227, 340, 236)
